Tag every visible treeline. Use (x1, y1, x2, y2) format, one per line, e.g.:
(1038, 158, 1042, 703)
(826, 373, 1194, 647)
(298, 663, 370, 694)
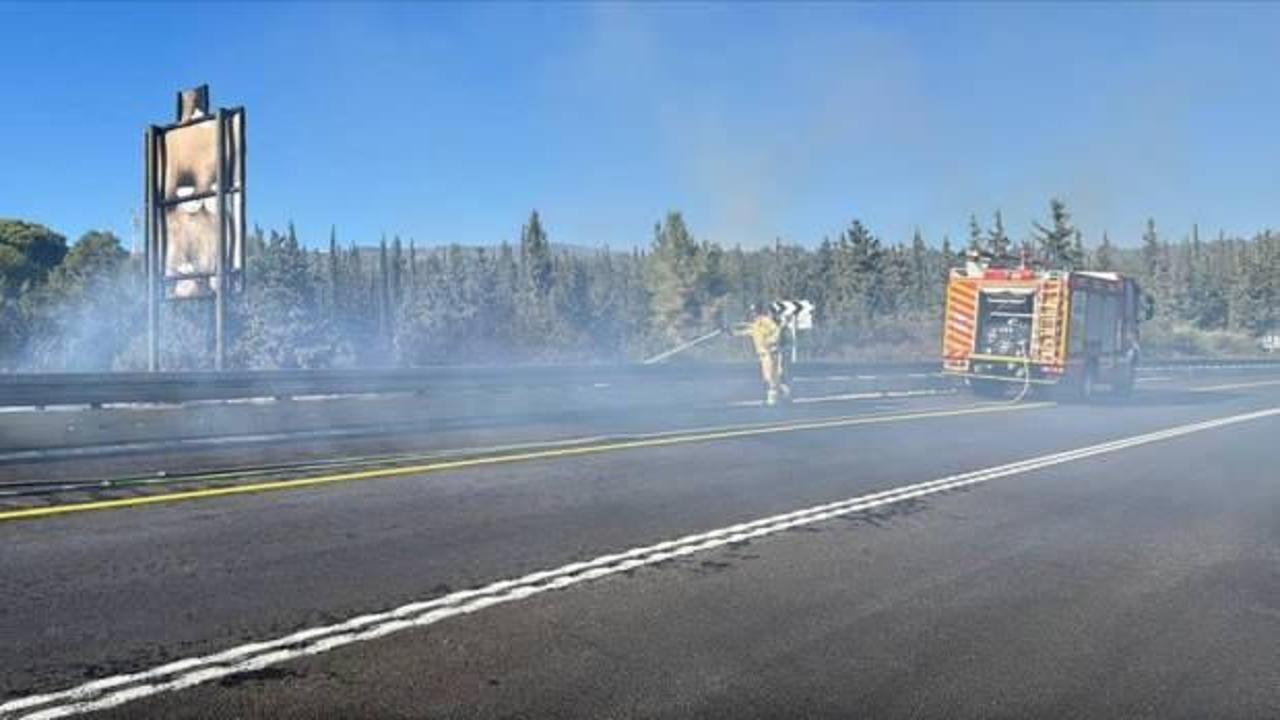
(1, 200, 1276, 371)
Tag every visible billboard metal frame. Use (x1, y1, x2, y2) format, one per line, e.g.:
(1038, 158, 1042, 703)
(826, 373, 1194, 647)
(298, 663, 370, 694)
(143, 88, 246, 371)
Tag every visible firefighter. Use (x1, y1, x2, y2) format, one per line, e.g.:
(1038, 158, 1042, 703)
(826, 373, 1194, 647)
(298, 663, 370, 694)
(732, 303, 791, 405)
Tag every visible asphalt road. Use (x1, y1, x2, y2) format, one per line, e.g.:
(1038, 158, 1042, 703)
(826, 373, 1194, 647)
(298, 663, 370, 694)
(3, 372, 1280, 719)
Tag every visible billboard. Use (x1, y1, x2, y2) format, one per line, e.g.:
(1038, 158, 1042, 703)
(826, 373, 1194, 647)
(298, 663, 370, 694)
(156, 108, 244, 298)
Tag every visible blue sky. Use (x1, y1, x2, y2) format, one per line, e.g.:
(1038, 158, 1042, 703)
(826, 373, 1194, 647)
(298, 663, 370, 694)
(2, 2, 1278, 251)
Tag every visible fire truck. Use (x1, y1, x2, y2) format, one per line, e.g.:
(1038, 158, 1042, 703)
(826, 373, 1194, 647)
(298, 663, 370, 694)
(941, 255, 1151, 399)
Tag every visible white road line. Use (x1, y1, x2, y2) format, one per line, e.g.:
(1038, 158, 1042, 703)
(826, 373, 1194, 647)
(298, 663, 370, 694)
(1190, 379, 1280, 392)
(794, 389, 952, 405)
(1136, 376, 1172, 383)
(1143, 363, 1280, 371)
(6, 406, 1279, 720)
(727, 388, 952, 408)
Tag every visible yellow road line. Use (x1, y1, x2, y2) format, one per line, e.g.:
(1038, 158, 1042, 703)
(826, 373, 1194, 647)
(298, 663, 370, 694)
(1191, 379, 1280, 392)
(0, 401, 1053, 523)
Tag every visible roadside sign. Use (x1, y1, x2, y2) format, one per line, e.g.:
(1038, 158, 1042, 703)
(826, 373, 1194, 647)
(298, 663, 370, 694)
(771, 300, 814, 329)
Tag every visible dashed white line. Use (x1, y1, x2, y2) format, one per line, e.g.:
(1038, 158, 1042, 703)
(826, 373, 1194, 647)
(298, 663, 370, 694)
(1142, 363, 1280, 371)
(6, 406, 1279, 720)
(1190, 379, 1280, 392)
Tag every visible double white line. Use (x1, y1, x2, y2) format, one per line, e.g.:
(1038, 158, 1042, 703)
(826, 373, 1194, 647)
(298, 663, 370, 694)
(5, 406, 1278, 719)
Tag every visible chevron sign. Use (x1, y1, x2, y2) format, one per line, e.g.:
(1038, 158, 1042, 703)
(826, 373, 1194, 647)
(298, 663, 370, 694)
(771, 299, 814, 329)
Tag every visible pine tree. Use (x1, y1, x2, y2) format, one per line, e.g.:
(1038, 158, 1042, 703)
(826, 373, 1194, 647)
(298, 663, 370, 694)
(646, 212, 724, 343)
(1141, 218, 1164, 289)
(910, 228, 931, 311)
(233, 225, 346, 369)
(967, 214, 985, 253)
(11, 199, 1280, 370)
(822, 219, 884, 343)
(1168, 236, 1195, 323)
(988, 210, 1011, 258)
(520, 210, 553, 297)
(549, 251, 591, 355)
(1234, 231, 1278, 336)
(378, 237, 391, 353)
(1095, 231, 1115, 271)
(880, 245, 913, 317)
(327, 226, 339, 311)
(495, 241, 518, 340)
(516, 211, 555, 354)
(390, 235, 404, 310)
(1197, 231, 1229, 330)
(407, 240, 417, 290)
(939, 235, 957, 282)
(1032, 198, 1081, 269)
(1227, 238, 1247, 333)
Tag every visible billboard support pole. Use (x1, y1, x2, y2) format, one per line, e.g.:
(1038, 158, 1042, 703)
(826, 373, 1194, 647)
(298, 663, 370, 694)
(238, 108, 246, 292)
(144, 126, 159, 372)
(214, 108, 227, 371)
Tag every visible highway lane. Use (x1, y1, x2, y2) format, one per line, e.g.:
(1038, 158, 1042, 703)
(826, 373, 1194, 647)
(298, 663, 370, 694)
(2, 376, 1279, 718)
(114, 403, 1278, 720)
(0, 394, 982, 520)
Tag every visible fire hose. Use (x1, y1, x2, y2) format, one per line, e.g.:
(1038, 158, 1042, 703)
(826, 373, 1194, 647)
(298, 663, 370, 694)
(642, 329, 725, 365)
(1009, 352, 1033, 403)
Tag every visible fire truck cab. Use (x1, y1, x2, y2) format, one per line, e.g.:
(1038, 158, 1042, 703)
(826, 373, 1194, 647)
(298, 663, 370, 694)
(941, 258, 1148, 400)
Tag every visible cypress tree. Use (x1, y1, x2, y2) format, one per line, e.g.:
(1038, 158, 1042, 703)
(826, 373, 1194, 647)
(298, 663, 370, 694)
(1141, 218, 1163, 288)
(327, 225, 339, 311)
(520, 210, 552, 298)
(988, 210, 1011, 258)
(378, 237, 391, 351)
(910, 228, 931, 311)
(391, 235, 404, 309)
(408, 239, 417, 290)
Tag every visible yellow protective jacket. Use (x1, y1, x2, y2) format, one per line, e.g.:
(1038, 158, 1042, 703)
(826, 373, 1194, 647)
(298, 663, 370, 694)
(733, 315, 782, 356)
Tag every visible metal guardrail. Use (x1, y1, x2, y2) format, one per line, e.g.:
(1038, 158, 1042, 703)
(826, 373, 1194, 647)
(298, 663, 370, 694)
(1134, 358, 1280, 371)
(0, 357, 1273, 408)
(0, 361, 940, 408)
(0, 365, 651, 407)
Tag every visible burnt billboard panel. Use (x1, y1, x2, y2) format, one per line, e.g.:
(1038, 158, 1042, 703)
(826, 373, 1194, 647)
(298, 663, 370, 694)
(159, 110, 243, 298)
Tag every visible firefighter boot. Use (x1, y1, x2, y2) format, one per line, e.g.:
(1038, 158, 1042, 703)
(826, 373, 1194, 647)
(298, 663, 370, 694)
(779, 382, 793, 403)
